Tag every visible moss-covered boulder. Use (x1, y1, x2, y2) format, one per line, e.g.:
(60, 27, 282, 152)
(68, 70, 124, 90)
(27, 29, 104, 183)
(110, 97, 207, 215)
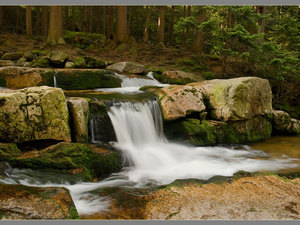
(65, 61, 75, 68)
(0, 143, 21, 159)
(8, 142, 120, 181)
(272, 110, 300, 135)
(0, 60, 14, 67)
(55, 69, 121, 90)
(106, 61, 146, 74)
(49, 50, 68, 66)
(73, 57, 86, 68)
(0, 184, 79, 219)
(156, 85, 206, 120)
(30, 57, 50, 68)
(190, 77, 272, 121)
(0, 86, 71, 143)
(164, 116, 272, 146)
(155, 70, 204, 85)
(1, 52, 23, 61)
(68, 97, 89, 143)
(0, 66, 55, 89)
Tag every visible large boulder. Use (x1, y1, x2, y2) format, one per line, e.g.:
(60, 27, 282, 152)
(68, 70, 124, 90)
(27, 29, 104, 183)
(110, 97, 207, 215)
(0, 66, 55, 89)
(49, 50, 68, 66)
(68, 97, 89, 143)
(106, 61, 146, 74)
(155, 70, 204, 85)
(1, 52, 24, 61)
(0, 60, 14, 67)
(156, 85, 206, 120)
(0, 184, 79, 219)
(0, 86, 71, 143)
(190, 77, 272, 121)
(272, 110, 300, 135)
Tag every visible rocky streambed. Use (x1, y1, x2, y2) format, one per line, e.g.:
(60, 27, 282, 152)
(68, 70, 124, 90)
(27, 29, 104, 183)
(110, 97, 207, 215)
(0, 61, 300, 220)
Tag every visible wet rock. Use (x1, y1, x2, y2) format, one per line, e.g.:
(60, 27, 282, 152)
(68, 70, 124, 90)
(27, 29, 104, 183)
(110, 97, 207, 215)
(23, 51, 34, 61)
(1, 52, 24, 61)
(164, 116, 272, 146)
(85, 57, 106, 69)
(272, 110, 300, 135)
(65, 61, 75, 68)
(0, 86, 71, 143)
(0, 184, 79, 219)
(156, 70, 204, 85)
(106, 61, 146, 74)
(68, 97, 89, 143)
(156, 85, 206, 120)
(0, 143, 21, 160)
(142, 175, 300, 220)
(190, 77, 272, 121)
(16, 57, 27, 66)
(0, 60, 14, 67)
(8, 142, 120, 181)
(49, 50, 68, 66)
(0, 66, 54, 89)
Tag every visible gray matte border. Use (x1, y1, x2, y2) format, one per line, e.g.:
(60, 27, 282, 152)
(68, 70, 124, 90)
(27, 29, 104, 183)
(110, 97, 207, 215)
(0, 0, 299, 5)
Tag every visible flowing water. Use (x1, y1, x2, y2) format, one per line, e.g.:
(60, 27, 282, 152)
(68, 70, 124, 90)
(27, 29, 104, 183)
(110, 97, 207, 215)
(1, 100, 300, 216)
(95, 72, 168, 93)
(53, 74, 57, 88)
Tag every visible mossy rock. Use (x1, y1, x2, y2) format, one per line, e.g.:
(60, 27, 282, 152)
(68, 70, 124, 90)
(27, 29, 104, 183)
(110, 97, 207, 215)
(55, 69, 121, 90)
(8, 142, 121, 181)
(73, 57, 86, 68)
(0, 143, 22, 160)
(0, 73, 6, 87)
(30, 57, 50, 68)
(164, 116, 272, 146)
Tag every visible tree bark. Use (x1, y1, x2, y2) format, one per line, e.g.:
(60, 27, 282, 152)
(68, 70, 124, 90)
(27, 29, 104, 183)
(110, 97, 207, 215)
(168, 6, 175, 46)
(0, 6, 3, 32)
(72, 6, 75, 31)
(127, 6, 131, 37)
(259, 6, 267, 33)
(106, 6, 114, 40)
(89, 6, 93, 32)
(187, 5, 191, 17)
(81, 6, 88, 32)
(35, 6, 41, 35)
(26, 6, 32, 37)
(225, 7, 233, 49)
(116, 6, 127, 42)
(64, 6, 68, 30)
(41, 6, 48, 38)
(143, 6, 150, 43)
(103, 6, 106, 35)
(47, 6, 65, 44)
(191, 6, 206, 53)
(158, 6, 165, 43)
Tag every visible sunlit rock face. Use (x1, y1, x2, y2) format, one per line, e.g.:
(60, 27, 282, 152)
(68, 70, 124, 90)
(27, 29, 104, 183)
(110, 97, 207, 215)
(106, 61, 146, 74)
(272, 110, 300, 135)
(190, 77, 273, 121)
(0, 86, 71, 143)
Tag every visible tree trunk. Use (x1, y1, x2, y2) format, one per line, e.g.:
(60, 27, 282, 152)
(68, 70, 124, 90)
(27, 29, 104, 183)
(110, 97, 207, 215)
(259, 6, 267, 33)
(106, 6, 114, 40)
(168, 6, 175, 46)
(72, 6, 75, 31)
(158, 6, 165, 43)
(41, 6, 48, 38)
(81, 6, 88, 32)
(16, 6, 20, 33)
(143, 6, 150, 43)
(127, 6, 131, 37)
(0, 6, 3, 32)
(26, 6, 32, 37)
(64, 6, 68, 30)
(183, 5, 186, 18)
(187, 6, 191, 17)
(89, 6, 93, 32)
(191, 6, 206, 53)
(47, 6, 65, 44)
(103, 6, 106, 35)
(35, 6, 41, 35)
(225, 7, 232, 49)
(116, 6, 127, 42)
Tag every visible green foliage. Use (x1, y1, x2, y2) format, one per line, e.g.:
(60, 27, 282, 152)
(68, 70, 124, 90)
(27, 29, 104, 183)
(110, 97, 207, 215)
(202, 72, 216, 80)
(63, 30, 106, 49)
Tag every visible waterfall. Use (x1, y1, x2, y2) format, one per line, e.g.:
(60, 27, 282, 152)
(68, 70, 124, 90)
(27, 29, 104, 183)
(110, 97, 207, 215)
(90, 117, 95, 143)
(53, 75, 57, 88)
(95, 72, 168, 93)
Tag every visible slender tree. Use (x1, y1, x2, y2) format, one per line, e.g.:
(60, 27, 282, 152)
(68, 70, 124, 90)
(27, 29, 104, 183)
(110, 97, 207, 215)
(116, 6, 127, 42)
(35, 6, 41, 35)
(106, 6, 114, 40)
(81, 6, 88, 32)
(158, 6, 165, 43)
(47, 6, 65, 44)
(26, 6, 32, 37)
(41, 6, 48, 38)
(89, 6, 93, 32)
(144, 6, 150, 43)
(191, 6, 206, 52)
(71, 6, 76, 31)
(0, 6, 4, 32)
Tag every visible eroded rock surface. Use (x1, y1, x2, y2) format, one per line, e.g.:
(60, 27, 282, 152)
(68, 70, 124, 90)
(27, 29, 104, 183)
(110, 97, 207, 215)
(106, 61, 146, 74)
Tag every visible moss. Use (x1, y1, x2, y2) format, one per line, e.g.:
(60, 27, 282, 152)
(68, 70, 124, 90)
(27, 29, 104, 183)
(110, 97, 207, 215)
(55, 70, 121, 90)
(0, 143, 22, 160)
(0, 73, 6, 87)
(9, 143, 121, 181)
(38, 71, 56, 86)
(31, 58, 50, 68)
(202, 71, 216, 80)
(64, 30, 106, 49)
(85, 57, 106, 69)
(73, 57, 86, 68)
(153, 72, 193, 85)
(68, 206, 80, 219)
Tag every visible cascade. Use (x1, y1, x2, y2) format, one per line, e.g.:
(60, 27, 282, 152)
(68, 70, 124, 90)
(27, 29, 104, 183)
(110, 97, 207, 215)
(53, 74, 57, 88)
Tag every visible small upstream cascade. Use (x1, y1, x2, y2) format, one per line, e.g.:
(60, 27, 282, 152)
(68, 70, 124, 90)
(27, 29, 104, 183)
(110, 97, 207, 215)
(96, 72, 168, 93)
(1, 100, 299, 216)
(53, 75, 57, 88)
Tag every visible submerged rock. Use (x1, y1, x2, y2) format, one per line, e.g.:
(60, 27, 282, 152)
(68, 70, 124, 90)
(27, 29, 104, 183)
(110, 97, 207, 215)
(68, 97, 89, 143)
(157, 85, 206, 120)
(0, 184, 79, 219)
(106, 61, 146, 74)
(8, 142, 120, 181)
(272, 110, 300, 135)
(190, 77, 272, 121)
(0, 86, 71, 143)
